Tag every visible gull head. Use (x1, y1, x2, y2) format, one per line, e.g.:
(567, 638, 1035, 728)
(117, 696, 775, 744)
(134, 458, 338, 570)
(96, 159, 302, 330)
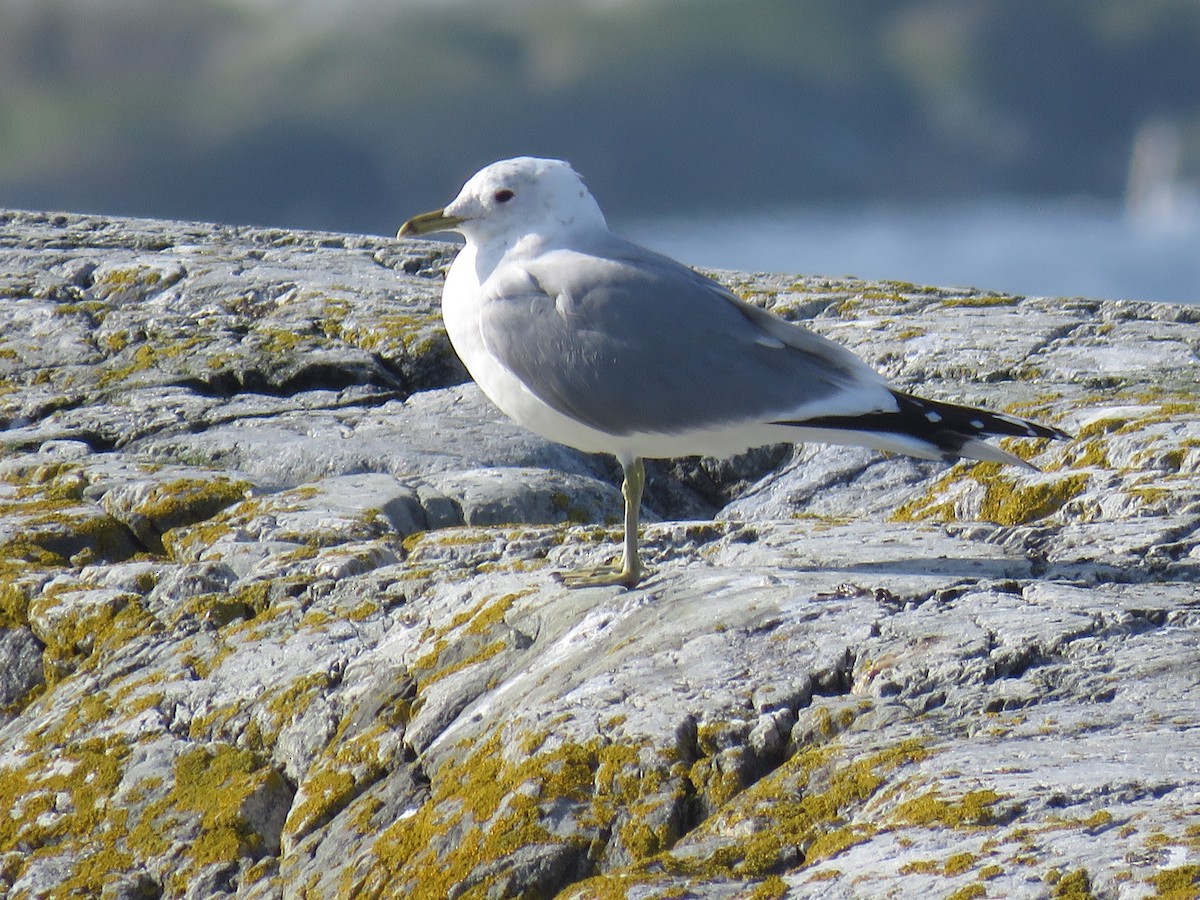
(398, 156, 607, 246)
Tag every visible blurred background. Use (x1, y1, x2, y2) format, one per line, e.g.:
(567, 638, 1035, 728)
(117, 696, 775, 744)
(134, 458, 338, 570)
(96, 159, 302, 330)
(2, 0, 1198, 303)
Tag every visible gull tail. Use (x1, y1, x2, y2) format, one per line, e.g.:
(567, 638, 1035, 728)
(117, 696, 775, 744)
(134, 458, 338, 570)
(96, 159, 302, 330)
(776, 390, 1072, 471)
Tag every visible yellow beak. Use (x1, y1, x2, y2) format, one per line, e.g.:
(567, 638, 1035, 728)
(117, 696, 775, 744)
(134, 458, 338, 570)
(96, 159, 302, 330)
(397, 209, 465, 238)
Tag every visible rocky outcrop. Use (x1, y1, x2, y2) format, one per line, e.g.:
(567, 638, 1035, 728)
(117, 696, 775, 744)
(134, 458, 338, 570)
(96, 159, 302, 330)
(0, 208, 1197, 899)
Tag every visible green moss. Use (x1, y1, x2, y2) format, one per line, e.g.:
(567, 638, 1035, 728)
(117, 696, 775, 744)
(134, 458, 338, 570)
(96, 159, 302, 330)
(161, 485, 337, 561)
(806, 824, 878, 864)
(1159, 446, 1190, 472)
(619, 810, 677, 861)
(257, 672, 334, 743)
(551, 490, 593, 525)
(285, 686, 417, 844)
(979, 864, 1004, 880)
(557, 873, 673, 899)
(854, 289, 909, 306)
(0, 564, 51, 628)
(1128, 486, 1171, 506)
(285, 766, 358, 845)
(6, 460, 85, 498)
(1140, 399, 1199, 434)
(346, 599, 382, 622)
(167, 579, 278, 632)
(946, 885, 987, 900)
(53, 299, 109, 318)
(461, 590, 530, 635)
(889, 464, 968, 523)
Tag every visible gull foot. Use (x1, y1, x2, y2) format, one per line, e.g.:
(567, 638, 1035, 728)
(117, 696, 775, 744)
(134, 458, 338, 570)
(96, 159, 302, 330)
(557, 561, 646, 589)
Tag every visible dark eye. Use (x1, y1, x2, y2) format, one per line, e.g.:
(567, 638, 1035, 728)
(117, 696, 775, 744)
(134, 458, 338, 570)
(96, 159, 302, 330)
(493, 189, 515, 203)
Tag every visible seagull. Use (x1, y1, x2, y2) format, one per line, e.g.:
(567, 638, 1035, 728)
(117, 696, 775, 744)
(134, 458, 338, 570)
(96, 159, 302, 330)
(399, 157, 1069, 588)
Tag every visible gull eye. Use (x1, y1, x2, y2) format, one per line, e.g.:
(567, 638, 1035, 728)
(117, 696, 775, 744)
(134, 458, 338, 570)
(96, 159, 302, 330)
(493, 189, 515, 204)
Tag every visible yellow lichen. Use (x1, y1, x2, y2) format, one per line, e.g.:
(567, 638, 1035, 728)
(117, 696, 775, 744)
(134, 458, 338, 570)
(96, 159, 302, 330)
(131, 476, 253, 542)
(745, 875, 789, 899)
(0, 732, 134, 894)
(672, 738, 930, 879)
(892, 788, 1008, 829)
(939, 294, 1020, 308)
(973, 463, 1089, 526)
(1053, 867, 1096, 898)
(944, 852, 978, 876)
(126, 743, 288, 896)
(900, 859, 942, 875)
(1149, 865, 1200, 899)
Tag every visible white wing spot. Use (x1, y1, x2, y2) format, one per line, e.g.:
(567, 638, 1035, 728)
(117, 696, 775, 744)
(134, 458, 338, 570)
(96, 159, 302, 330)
(970, 419, 985, 430)
(925, 411, 942, 423)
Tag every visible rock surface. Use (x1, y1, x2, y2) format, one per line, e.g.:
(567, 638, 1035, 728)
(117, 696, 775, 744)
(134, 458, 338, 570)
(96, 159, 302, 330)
(1, 207, 1198, 900)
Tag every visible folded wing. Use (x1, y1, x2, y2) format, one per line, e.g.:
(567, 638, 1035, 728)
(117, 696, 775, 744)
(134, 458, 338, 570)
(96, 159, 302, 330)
(479, 236, 897, 438)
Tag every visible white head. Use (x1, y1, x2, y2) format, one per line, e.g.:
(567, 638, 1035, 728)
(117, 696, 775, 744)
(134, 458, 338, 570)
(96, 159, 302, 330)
(399, 157, 607, 246)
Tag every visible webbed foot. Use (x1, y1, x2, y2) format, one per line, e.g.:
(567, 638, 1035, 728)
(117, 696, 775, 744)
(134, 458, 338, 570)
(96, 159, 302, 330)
(556, 559, 646, 589)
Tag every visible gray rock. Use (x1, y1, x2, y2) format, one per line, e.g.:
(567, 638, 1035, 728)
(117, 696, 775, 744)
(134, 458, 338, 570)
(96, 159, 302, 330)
(426, 466, 625, 527)
(0, 628, 44, 715)
(0, 208, 1197, 899)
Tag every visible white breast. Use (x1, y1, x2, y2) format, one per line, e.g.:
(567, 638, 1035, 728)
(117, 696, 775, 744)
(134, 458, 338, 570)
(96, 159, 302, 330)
(442, 248, 621, 457)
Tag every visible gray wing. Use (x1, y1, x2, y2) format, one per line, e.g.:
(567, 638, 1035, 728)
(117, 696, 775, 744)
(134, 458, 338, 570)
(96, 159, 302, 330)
(479, 235, 893, 437)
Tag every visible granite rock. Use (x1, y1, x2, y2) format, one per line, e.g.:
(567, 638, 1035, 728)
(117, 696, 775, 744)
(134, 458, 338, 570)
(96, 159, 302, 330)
(0, 209, 1198, 899)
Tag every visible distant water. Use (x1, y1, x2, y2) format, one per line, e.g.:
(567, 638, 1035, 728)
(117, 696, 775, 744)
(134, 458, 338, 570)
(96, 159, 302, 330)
(623, 198, 1200, 306)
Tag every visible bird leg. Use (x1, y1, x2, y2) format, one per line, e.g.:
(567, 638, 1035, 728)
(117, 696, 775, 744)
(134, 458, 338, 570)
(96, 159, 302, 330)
(560, 457, 646, 589)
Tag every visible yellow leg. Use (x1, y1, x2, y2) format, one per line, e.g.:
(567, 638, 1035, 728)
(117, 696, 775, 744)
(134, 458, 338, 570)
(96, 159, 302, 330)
(560, 458, 647, 589)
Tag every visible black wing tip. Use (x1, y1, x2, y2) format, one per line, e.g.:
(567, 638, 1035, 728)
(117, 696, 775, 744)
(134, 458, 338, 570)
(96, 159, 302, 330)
(775, 390, 1071, 462)
(891, 391, 1070, 443)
